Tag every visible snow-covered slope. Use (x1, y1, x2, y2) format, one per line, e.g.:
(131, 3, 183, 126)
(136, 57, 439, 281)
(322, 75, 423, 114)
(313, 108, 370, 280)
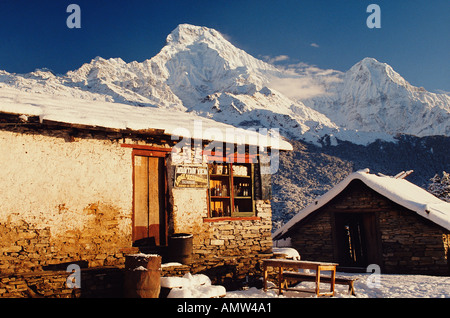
(303, 58, 450, 137)
(145, 24, 337, 142)
(0, 24, 449, 145)
(0, 24, 337, 143)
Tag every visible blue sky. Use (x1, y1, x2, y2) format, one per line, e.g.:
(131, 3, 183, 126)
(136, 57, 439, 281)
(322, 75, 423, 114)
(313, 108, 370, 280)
(0, 0, 448, 92)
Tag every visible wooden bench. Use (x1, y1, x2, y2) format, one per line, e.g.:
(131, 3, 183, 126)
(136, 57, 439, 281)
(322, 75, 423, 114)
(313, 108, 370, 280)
(262, 259, 338, 296)
(283, 271, 358, 296)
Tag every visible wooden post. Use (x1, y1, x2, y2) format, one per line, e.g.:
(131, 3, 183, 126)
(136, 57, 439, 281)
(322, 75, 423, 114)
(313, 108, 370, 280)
(330, 267, 336, 296)
(315, 267, 321, 296)
(278, 266, 284, 295)
(263, 263, 268, 292)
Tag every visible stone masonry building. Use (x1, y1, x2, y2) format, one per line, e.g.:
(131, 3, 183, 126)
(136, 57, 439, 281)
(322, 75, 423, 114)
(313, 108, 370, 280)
(273, 169, 450, 275)
(0, 88, 291, 297)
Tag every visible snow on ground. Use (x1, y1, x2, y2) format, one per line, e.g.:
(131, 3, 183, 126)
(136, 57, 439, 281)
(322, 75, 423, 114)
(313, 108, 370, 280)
(225, 272, 450, 298)
(161, 270, 450, 298)
(161, 272, 227, 298)
(272, 247, 301, 260)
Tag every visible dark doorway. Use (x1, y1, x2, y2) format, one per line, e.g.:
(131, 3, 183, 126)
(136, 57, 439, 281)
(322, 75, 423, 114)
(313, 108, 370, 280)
(335, 213, 380, 268)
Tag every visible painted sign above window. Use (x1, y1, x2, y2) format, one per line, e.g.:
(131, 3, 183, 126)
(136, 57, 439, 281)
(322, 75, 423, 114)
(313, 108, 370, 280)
(174, 165, 209, 188)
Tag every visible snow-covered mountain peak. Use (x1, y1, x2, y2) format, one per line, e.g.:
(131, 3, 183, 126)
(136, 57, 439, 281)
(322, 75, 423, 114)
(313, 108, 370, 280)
(0, 24, 448, 145)
(160, 23, 275, 74)
(354, 57, 387, 70)
(140, 25, 335, 140)
(166, 24, 224, 46)
(347, 57, 410, 89)
(304, 57, 450, 137)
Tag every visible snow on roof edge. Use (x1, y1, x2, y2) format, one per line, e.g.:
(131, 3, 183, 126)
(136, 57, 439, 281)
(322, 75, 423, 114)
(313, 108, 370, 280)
(273, 169, 450, 239)
(0, 87, 292, 151)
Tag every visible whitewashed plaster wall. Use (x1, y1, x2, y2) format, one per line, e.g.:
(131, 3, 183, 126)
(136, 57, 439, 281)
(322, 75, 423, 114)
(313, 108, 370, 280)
(0, 129, 133, 236)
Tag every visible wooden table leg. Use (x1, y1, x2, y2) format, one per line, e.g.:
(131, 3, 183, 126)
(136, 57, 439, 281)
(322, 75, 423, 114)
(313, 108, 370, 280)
(315, 267, 320, 296)
(349, 281, 356, 296)
(278, 266, 284, 295)
(330, 267, 336, 296)
(263, 265, 268, 292)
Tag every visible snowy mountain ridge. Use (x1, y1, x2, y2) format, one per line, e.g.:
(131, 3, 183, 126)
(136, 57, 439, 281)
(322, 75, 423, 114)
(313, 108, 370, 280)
(0, 23, 449, 145)
(303, 57, 450, 137)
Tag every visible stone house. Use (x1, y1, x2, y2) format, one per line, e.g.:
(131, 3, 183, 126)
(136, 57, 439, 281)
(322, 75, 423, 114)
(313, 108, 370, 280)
(0, 88, 291, 296)
(273, 169, 450, 275)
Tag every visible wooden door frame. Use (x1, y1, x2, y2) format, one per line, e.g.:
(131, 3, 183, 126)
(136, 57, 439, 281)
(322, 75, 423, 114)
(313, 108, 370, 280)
(128, 146, 172, 246)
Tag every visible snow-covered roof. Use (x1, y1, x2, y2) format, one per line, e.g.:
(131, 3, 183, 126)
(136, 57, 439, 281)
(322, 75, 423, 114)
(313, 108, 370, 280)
(0, 87, 292, 151)
(273, 168, 450, 239)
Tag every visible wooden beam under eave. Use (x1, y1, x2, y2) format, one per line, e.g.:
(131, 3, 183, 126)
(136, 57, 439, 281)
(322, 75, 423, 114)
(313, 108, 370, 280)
(40, 119, 167, 138)
(132, 128, 165, 136)
(41, 119, 123, 133)
(0, 112, 40, 124)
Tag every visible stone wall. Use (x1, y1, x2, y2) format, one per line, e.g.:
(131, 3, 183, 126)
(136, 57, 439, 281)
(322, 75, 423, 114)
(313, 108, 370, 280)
(0, 217, 133, 275)
(167, 156, 274, 283)
(288, 209, 335, 263)
(379, 209, 450, 274)
(0, 267, 124, 298)
(193, 200, 273, 258)
(0, 128, 134, 274)
(191, 200, 273, 286)
(169, 191, 273, 283)
(287, 180, 450, 275)
(0, 125, 277, 295)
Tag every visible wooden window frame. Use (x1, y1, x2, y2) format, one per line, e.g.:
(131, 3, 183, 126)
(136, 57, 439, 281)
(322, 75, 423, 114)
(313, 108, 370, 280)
(204, 151, 260, 222)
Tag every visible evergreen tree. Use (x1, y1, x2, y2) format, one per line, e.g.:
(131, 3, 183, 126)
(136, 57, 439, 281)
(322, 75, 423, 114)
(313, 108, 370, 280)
(428, 171, 450, 202)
